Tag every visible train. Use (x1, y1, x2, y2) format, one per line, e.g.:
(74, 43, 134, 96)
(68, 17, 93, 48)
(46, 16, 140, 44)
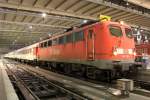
(4, 18, 137, 81)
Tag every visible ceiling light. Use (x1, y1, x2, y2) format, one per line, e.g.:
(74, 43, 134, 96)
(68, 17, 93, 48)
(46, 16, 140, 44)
(29, 25, 33, 29)
(140, 29, 143, 32)
(126, 2, 129, 6)
(134, 28, 137, 31)
(48, 34, 52, 36)
(42, 13, 47, 18)
(83, 20, 88, 23)
(119, 21, 124, 25)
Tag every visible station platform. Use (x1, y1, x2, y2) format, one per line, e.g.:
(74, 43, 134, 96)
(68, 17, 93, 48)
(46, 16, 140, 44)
(0, 60, 19, 100)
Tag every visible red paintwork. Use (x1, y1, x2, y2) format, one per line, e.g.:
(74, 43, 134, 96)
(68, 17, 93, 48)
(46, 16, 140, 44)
(37, 21, 135, 62)
(136, 43, 150, 56)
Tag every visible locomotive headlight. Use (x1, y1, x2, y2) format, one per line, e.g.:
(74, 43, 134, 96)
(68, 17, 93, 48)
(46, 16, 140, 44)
(116, 48, 124, 54)
(128, 49, 136, 56)
(113, 51, 118, 56)
(113, 48, 123, 55)
(128, 49, 133, 54)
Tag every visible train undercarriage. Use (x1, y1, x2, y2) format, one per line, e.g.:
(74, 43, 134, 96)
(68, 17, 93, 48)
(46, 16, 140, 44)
(9, 58, 139, 83)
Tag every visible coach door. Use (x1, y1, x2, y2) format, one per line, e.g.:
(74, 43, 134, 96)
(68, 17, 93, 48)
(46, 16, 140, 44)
(87, 28, 95, 60)
(35, 46, 39, 59)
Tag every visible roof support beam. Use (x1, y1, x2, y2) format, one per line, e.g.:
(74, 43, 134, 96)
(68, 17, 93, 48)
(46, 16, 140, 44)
(0, 20, 70, 29)
(125, 17, 145, 22)
(0, 2, 97, 20)
(0, 29, 50, 33)
(126, 22, 150, 30)
(0, 8, 81, 22)
(85, 0, 150, 18)
(128, 20, 150, 26)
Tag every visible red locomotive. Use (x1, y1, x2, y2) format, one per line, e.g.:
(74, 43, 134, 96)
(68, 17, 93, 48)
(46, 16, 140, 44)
(4, 17, 136, 81)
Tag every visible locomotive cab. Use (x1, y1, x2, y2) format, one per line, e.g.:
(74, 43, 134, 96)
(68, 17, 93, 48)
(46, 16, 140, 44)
(109, 23, 136, 61)
(92, 21, 136, 73)
(109, 22, 136, 72)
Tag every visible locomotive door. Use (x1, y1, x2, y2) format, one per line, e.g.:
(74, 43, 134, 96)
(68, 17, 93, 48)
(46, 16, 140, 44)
(87, 28, 95, 60)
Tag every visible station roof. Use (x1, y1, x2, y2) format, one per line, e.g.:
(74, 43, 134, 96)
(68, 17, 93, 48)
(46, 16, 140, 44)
(0, 0, 150, 54)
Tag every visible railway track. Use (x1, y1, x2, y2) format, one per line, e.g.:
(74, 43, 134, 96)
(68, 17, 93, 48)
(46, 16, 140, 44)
(41, 64, 150, 92)
(5, 63, 91, 100)
(41, 66, 150, 97)
(4, 60, 123, 100)
(4, 59, 150, 100)
(128, 73, 150, 91)
(134, 80, 150, 91)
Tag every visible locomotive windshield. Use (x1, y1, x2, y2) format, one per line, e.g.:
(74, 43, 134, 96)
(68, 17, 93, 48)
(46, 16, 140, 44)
(125, 28, 133, 38)
(109, 26, 122, 37)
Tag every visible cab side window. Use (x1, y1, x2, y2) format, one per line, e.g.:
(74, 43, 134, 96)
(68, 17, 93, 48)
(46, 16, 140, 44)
(109, 25, 122, 37)
(125, 28, 133, 38)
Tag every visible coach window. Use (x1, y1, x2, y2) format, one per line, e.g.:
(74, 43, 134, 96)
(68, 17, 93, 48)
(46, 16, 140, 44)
(66, 33, 73, 43)
(74, 30, 84, 42)
(109, 25, 122, 37)
(48, 40, 52, 46)
(40, 43, 42, 47)
(42, 43, 44, 48)
(40, 43, 44, 48)
(44, 42, 47, 47)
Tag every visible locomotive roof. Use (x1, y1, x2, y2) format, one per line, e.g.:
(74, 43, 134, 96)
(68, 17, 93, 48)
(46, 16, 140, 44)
(39, 21, 131, 43)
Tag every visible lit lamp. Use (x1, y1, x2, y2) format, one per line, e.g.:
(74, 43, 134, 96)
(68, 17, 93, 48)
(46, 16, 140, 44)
(119, 21, 124, 25)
